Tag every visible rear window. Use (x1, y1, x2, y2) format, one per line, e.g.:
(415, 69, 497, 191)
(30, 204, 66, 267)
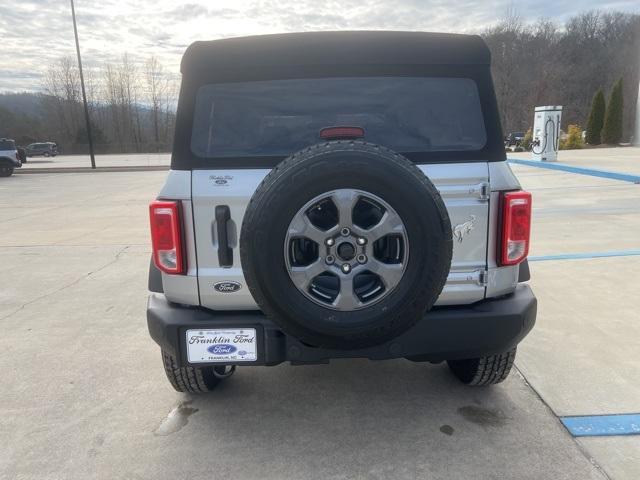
(191, 77, 486, 158)
(0, 139, 16, 150)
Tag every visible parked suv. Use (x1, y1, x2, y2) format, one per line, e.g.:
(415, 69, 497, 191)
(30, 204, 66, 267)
(0, 138, 22, 177)
(26, 142, 57, 157)
(147, 32, 536, 393)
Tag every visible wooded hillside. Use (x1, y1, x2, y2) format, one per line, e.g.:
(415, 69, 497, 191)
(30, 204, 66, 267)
(484, 10, 640, 138)
(1, 10, 639, 153)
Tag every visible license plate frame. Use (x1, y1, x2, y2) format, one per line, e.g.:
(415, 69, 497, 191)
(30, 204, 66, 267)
(185, 328, 258, 363)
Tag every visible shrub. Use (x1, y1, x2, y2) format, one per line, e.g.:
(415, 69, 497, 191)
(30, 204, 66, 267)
(522, 128, 533, 150)
(601, 78, 623, 144)
(585, 89, 605, 145)
(560, 124, 584, 150)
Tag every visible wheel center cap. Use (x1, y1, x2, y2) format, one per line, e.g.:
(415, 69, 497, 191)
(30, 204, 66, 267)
(337, 242, 356, 261)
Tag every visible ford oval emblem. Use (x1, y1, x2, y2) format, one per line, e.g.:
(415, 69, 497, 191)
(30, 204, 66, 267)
(213, 281, 241, 293)
(207, 344, 237, 355)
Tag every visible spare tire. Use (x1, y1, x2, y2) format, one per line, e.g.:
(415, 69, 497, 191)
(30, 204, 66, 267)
(240, 141, 452, 349)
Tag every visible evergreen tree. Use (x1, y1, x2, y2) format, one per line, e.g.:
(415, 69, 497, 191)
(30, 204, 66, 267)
(601, 79, 624, 145)
(585, 89, 605, 145)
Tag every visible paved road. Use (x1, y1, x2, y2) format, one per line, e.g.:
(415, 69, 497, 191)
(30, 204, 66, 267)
(1, 152, 638, 478)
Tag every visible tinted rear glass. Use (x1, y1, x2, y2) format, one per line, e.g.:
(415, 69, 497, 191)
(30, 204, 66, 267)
(0, 139, 16, 150)
(191, 77, 486, 158)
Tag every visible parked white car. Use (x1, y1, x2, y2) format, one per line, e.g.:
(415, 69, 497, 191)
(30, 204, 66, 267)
(0, 138, 22, 177)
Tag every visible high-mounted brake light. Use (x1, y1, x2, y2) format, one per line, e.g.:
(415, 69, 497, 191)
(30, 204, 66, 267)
(149, 200, 185, 274)
(499, 191, 532, 266)
(319, 126, 365, 140)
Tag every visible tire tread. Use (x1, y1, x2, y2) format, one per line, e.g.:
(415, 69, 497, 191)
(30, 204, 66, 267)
(447, 348, 517, 386)
(161, 350, 221, 393)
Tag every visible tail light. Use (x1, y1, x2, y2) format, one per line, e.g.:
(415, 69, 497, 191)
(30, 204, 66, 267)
(149, 200, 185, 274)
(499, 191, 532, 266)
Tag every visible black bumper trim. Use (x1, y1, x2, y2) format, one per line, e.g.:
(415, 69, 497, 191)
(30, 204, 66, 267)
(518, 259, 531, 282)
(148, 257, 163, 293)
(0, 156, 21, 168)
(147, 284, 536, 367)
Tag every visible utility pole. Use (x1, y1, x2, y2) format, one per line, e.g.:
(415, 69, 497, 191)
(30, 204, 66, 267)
(634, 75, 640, 146)
(634, 41, 640, 146)
(70, 0, 96, 168)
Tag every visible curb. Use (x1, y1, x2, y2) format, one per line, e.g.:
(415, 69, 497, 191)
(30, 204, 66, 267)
(15, 165, 170, 174)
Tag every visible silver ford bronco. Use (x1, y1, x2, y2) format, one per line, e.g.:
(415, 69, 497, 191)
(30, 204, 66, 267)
(147, 31, 536, 393)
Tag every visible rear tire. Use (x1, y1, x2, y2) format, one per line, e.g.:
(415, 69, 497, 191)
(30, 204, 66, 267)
(447, 348, 516, 386)
(161, 350, 235, 393)
(0, 166, 14, 177)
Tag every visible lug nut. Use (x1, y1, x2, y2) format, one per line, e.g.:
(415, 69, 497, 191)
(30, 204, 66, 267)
(356, 237, 367, 245)
(341, 227, 351, 236)
(326, 238, 335, 246)
(325, 255, 335, 265)
(357, 254, 367, 264)
(341, 263, 351, 273)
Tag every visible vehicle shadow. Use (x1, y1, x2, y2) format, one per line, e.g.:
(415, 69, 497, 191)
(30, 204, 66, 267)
(24, 159, 55, 164)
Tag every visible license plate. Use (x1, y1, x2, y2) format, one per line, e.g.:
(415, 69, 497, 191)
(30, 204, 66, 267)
(186, 328, 257, 363)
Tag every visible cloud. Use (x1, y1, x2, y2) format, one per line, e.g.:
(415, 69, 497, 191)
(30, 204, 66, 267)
(0, 0, 638, 92)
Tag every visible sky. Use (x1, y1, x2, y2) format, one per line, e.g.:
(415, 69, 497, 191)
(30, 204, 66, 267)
(0, 0, 639, 92)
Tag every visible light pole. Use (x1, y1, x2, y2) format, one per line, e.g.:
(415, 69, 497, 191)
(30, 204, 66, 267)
(70, 0, 96, 168)
(634, 75, 640, 146)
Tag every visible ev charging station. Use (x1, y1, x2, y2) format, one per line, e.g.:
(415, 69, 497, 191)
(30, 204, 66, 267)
(531, 105, 562, 162)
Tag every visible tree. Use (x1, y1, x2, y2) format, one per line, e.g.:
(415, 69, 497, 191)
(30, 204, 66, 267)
(522, 128, 533, 150)
(601, 78, 624, 144)
(42, 57, 83, 146)
(145, 56, 167, 146)
(103, 54, 145, 151)
(483, 10, 526, 133)
(76, 123, 107, 147)
(585, 89, 606, 144)
(481, 10, 639, 139)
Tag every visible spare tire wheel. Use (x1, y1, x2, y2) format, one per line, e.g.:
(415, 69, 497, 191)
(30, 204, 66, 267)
(240, 141, 452, 349)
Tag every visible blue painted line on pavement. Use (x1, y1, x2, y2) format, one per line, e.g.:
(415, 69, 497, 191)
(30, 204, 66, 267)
(529, 250, 640, 262)
(561, 414, 640, 437)
(507, 158, 640, 184)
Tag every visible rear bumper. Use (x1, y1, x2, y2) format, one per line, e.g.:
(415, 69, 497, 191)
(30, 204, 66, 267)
(0, 156, 21, 168)
(147, 284, 536, 367)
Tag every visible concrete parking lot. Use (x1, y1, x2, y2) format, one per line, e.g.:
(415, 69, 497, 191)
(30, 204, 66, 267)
(2, 148, 639, 479)
(19, 152, 170, 170)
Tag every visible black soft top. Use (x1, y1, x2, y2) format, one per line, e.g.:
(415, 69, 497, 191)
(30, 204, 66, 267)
(181, 31, 490, 74)
(173, 31, 505, 169)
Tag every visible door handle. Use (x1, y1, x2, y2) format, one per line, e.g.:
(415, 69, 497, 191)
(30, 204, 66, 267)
(215, 205, 233, 267)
